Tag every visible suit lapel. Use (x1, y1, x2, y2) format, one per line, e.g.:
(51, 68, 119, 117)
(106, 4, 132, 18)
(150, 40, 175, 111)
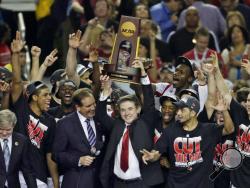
(105, 120, 125, 160)
(94, 118, 104, 141)
(115, 121, 126, 148)
(73, 112, 91, 148)
(0, 143, 6, 174)
(8, 134, 20, 171)
(129, 120, 141, 160)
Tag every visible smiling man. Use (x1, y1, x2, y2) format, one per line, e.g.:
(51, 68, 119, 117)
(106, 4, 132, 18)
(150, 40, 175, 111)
(11, 81, 58, 188)
(52, 88, 106, 188)
(154, 56, 208, 113)
(97, 60, 164, 188)
(10, 31, 58, 188)
(141, 95, 235, 188)
(48, 80, 78, 122)
(155, 56, 195, 97)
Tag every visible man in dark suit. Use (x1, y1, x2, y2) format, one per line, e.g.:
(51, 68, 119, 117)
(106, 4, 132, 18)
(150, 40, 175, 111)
(0, 109, 37, 188)
(96, 60, 164, 188)
(52, 88, 106, 188)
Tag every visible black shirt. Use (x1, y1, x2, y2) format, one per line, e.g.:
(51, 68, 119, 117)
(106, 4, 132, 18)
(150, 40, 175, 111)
(12, 94, 56, 183)
(198, 101, 235, 188)
(230, 100, 250, 187)
(49, 97, 60, 108)
(198, 99, 250, 188)
(156, 122, 223, 188)
(48, 106, 73, 122)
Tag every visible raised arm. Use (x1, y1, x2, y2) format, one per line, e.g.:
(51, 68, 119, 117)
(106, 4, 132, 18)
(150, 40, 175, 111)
(30, 46, 41, 81)
(147, 31, 158, 82)
(84, 46, 101, 99)
(32, 49, 58, 81)
(10, 31, 26, 103)
(71, 0, 85, 14)
(211, 93, 235, 135)
(131, 58, 152, 111)
(214, 53, 232, 105)
(201, 60, 216, 119)
(65, 30, 82, 86)
(95, 75, 115, 132)
(78, 18, 100, 55)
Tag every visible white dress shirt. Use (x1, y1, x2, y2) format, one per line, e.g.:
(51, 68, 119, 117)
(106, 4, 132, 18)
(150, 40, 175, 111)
(77, 111, 96, 139)
(114, 126, 141, 180)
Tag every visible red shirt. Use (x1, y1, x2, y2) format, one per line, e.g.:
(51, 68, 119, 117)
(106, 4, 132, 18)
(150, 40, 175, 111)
(183, 48, 221, 63)
(183, 48, 228, 78)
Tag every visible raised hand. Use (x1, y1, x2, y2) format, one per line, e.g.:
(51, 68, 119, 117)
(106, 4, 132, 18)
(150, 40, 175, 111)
(43, 49, 58, 67)
(84, 44, 98, 62)
(132, 58, 144, 69)
(201, 61, 215, 74)
(100, 75, 112, 96)
(11, 31, 26, 53)
(68, 30, 82, 49)
(210, 51, 219, 69)
(241, 58, 250, 75)
(88, 17, 99, 28)
(72, 1, 85, 14)
(194, 66, 206, 85)
(211, 92, 229, 112)
(31, 46, 41, 57)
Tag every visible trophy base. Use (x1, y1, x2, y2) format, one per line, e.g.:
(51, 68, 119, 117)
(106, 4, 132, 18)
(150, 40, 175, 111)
(103, 64, 141, 84)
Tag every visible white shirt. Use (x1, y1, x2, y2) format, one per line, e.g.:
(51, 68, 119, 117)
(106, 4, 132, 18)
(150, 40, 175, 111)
(77, 111, 96, 141)
(0, 135, 12, 187)
(114, 126, 141, 180)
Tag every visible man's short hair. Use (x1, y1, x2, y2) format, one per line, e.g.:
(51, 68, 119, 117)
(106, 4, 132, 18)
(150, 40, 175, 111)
(117, 95, 141, 109)
(194, 27, 210, 39)
(56, 79, 78, 98)
(236, 87, 250, 103)
(72, 88, 94, 107)
(0, 109, 17, 128)
(25, 81, 48, 103)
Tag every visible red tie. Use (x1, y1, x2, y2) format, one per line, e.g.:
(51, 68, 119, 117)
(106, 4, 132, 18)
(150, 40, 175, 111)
(120, 126, 130, 172)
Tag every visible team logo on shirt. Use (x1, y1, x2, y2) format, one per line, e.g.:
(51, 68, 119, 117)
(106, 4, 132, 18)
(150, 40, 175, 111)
(214, 140, 234, 166)
(236, 124, 250, 157)
(27, 115, 48, 149)
(174, 136, 203, 167)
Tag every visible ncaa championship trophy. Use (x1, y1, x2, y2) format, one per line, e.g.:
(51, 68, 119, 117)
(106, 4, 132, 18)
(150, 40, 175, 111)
(103, 15, 141, 83)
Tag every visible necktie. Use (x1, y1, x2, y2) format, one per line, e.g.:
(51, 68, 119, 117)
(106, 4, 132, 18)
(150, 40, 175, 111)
(85, 119, 96, 147)
(3, 139, 10, 172)
(120, 126, 130, 172)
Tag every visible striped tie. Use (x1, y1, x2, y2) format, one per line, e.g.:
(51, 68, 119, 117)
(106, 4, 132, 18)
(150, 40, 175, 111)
(3, 139, 10, 172)
(86, 119, 96, 147)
